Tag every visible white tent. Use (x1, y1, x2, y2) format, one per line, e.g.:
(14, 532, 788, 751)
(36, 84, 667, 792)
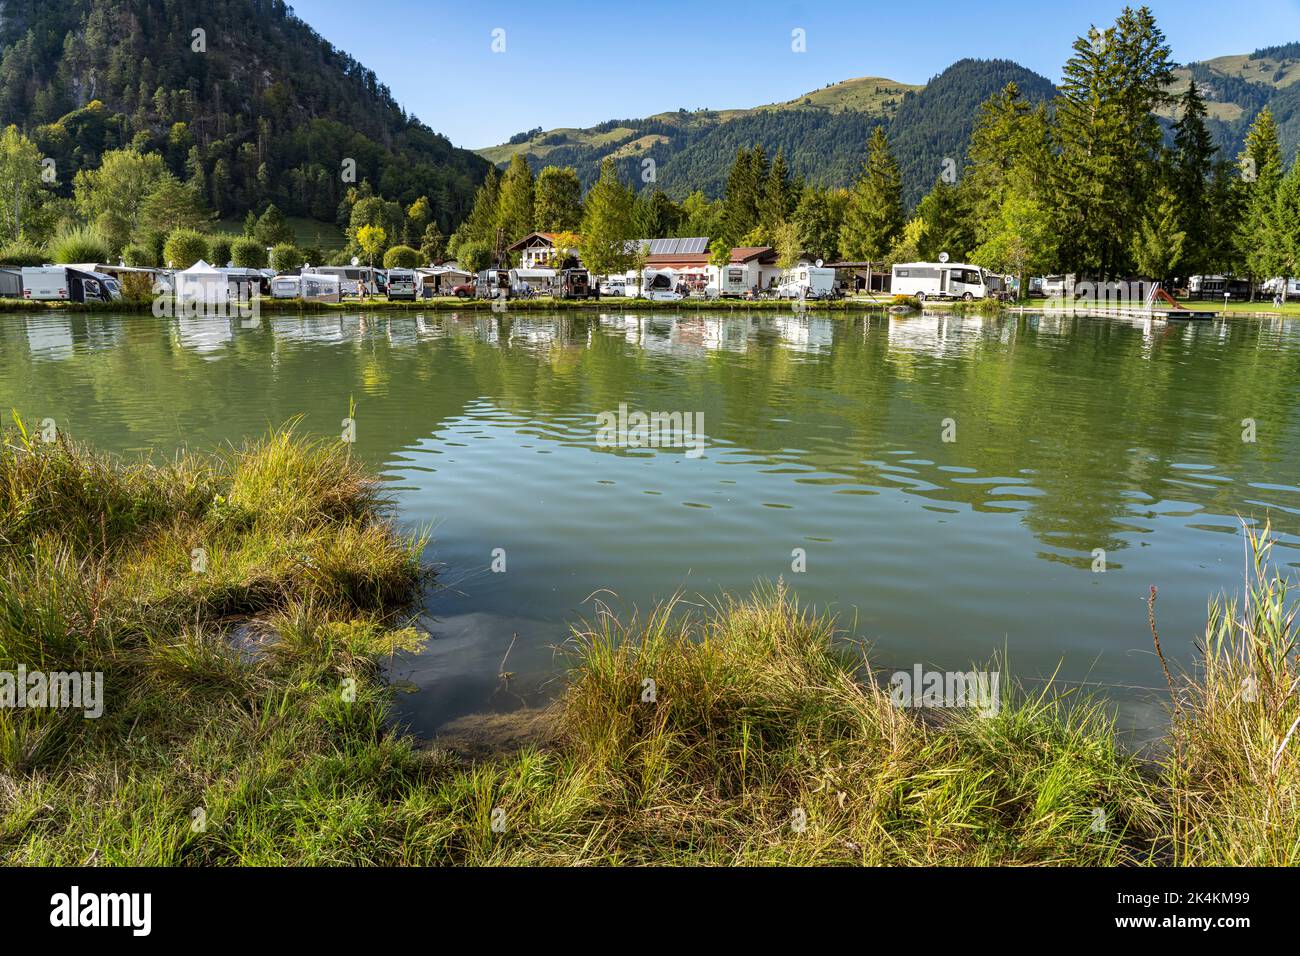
(175, 260, 228, 304)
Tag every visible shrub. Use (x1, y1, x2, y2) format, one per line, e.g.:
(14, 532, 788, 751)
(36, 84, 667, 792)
(48, 225, 110, 265)
(162, 228, 209, 270)
(0, 237, 48, 266)
(121, 244, 156, 267)
(230, 237, 268, 269)
(270, 243, 304, 273)
(207, 235, 234, 268)
(383, 245, 420, 269)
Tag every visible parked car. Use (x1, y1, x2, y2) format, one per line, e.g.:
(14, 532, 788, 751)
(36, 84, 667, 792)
(452, 283, 476, 298)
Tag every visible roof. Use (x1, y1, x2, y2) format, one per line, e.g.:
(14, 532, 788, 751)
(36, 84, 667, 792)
(506, 231, 569, 251)
(729, 247, 776, 263)
(644, 246, 775, 266)
(177, 259, 223, 277)
(68, 262, 165, 274)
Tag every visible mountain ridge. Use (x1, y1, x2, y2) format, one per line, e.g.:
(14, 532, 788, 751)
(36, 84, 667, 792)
(480, 44, 1300, 209)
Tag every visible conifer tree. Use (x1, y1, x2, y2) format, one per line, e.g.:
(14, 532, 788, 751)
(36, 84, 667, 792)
(839, 126, 904, 266)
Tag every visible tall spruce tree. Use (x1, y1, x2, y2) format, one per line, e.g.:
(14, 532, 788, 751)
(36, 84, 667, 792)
(1271, 160, 1300, 301)
(1170, 80, 1216, 275)
(721, 146, 768, 246)
(839, 126, 904, 266)
(760, 150, 796, 234)
(915, 178, 973, 262)
(1052, 7, 1174, 277)
(1236, 108, 1284, 290)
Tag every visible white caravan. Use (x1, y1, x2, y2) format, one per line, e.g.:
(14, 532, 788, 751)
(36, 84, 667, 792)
(271, 276, 301, 298)
(1262, 277, 1300, 297)
(640, 269, 683, 301)
(777, 266, 836, 300)
(891, 262, 988, 301)
(21, 266, 71, 301)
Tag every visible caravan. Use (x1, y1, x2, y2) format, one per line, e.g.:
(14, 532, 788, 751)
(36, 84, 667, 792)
(776, 266, 836, 300)
(891, 262, 988, 302)
(641, 269, 683, 301)
(22, 266, 121, 303)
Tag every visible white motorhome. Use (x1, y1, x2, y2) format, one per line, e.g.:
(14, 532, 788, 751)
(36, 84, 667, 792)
(891, 262, 987, 302)
(714, 263, 750, 298)
(22, 266, 120, 303)
(305, 265, 383, 296)
(777, 266, 836, 300)
(1039, 274, 1075, 298)
(385, 268, 417, 301)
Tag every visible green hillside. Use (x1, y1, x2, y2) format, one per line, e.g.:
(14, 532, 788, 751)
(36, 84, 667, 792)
(478, 62, 1046, 209)
(0, 0, 489, 237)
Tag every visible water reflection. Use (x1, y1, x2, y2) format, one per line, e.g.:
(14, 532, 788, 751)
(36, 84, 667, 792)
(4, 307, 1300, 740)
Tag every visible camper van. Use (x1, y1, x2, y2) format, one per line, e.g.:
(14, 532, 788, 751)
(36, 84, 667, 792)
(509, 268, 556, 296)
(556, 268, 596, 300)
(385, 268, 417, 301)
(476, 268, 511, 300)
(715, 264, 749, 298)
(776, 266, 836, 300)
(891, 262, 987, 302)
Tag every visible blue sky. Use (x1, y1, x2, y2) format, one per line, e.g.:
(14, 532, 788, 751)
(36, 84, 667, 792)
(289, 0, 1300, 148)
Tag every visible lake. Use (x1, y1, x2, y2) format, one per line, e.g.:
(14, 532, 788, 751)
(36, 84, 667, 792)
(4, 307, 1299, 740)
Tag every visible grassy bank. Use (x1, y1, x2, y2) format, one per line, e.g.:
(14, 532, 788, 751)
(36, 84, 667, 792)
(0, 428, 1295, 865)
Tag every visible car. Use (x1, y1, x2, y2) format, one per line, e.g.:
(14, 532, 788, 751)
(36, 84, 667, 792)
(452, 283, 475, 298)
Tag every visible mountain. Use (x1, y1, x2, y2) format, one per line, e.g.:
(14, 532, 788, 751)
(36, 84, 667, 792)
(0, 0, 489, 234)
(479, 60, 1055, 209)
(482, 43, 1300, 211)
(1168, 43, 1300, 161)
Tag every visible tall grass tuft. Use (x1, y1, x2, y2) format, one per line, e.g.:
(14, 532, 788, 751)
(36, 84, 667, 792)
(1162, 525, 1300, 865)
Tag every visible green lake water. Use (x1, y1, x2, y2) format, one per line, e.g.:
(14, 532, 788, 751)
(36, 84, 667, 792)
(3, 308, 1299, 739)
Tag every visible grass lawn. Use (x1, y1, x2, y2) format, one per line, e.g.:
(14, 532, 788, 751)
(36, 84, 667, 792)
(1, 425, 1296, 865)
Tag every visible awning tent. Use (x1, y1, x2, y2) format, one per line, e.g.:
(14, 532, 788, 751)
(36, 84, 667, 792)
(174, 260, 228, 304)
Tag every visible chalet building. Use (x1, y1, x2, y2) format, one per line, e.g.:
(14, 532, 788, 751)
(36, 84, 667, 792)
(506, 232, 580, 269)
